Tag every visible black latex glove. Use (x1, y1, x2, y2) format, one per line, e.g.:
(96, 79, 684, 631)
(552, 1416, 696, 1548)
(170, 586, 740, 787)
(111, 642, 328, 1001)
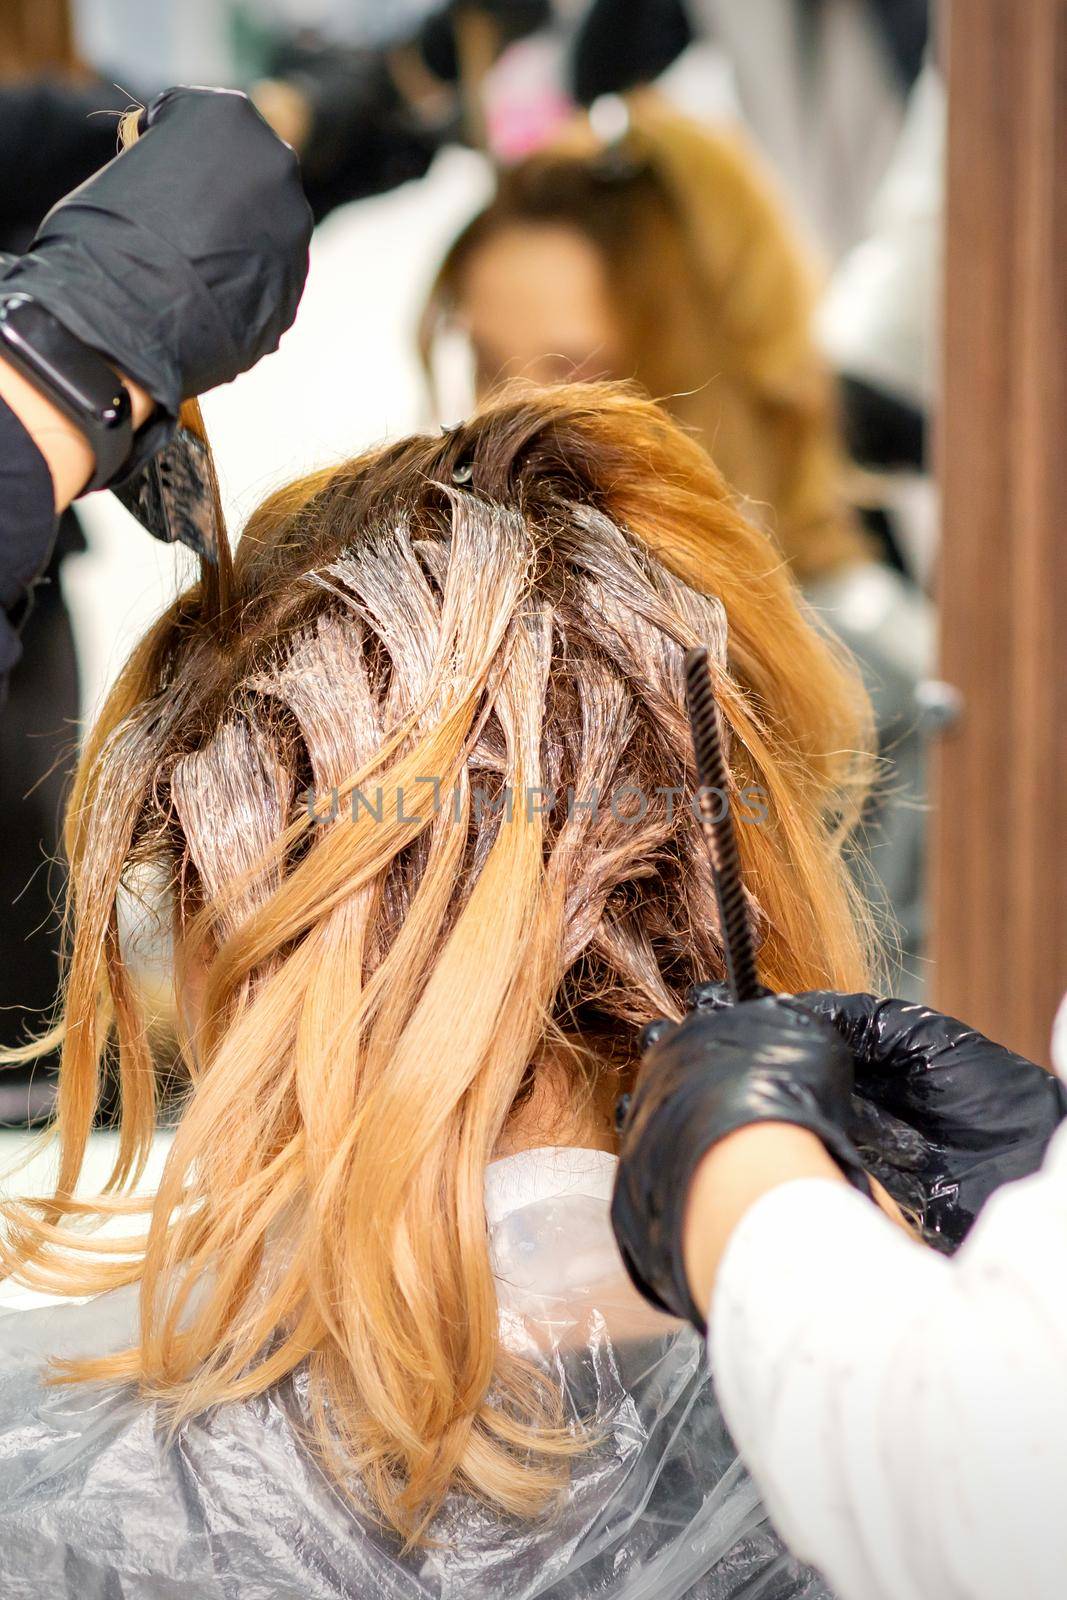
(798, 992, 1067, 1247)
(0, 86, 313, 482)
(611, 995, 872, 1332)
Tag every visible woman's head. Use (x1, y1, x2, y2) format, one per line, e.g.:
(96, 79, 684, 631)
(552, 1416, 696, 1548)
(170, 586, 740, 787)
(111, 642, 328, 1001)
(423, 95, 868, 580)
(4, 382, 873, 1541)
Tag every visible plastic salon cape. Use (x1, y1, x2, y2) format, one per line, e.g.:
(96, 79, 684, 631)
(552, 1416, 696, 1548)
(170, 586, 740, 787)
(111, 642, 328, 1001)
(0, 1148, 832, 1600)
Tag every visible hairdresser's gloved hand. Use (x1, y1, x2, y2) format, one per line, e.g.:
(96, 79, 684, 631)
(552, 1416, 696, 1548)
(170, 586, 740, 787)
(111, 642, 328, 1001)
(0, 86, 312, 482)
(796, 992, 1067, 1245)
(611, 995, 871, 1330)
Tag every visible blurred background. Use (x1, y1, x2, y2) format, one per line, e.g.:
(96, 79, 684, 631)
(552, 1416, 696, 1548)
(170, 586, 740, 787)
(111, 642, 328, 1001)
(0, 0, 946, 1129)
(1, 0, 1062, 1159)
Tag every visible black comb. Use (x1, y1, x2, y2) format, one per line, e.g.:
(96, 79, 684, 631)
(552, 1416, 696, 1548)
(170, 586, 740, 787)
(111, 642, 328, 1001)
(685, 647, 762, 1002)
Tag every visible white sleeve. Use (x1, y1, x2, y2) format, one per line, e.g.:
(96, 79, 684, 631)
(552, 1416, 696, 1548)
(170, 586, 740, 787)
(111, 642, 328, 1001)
(708, 1122, 1067, 1600)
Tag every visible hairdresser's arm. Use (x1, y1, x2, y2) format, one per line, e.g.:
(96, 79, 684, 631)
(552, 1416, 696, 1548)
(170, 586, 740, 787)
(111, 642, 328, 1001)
(0, 359, 154, 512)
(702, 1112, 1067, 1600)
(0, 364, 153, 693)
(615, 995, 1067, 1600)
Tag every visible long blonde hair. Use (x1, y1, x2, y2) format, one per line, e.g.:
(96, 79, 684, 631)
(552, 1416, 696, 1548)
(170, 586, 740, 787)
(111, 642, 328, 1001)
(422, 95, 870, 582)
(1, 383, 875, 1542)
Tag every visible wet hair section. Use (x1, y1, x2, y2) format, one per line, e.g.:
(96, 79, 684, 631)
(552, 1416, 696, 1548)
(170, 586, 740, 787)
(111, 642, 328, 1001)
(164, 477, 739, 1023)
(171, 716, 293, 945)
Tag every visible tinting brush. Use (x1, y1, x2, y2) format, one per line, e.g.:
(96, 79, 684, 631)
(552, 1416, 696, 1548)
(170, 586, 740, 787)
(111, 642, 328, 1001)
(112, 399, 223, 565)
(685, 647, 763, 1003)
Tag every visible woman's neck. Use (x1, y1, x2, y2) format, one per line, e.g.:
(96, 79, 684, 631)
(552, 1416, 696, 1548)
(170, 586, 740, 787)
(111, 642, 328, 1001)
(493, 1061, 618, 1160)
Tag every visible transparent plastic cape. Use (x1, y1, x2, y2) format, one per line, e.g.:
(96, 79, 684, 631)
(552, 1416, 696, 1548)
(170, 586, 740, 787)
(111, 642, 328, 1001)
(0, 1152, 834, 1600)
